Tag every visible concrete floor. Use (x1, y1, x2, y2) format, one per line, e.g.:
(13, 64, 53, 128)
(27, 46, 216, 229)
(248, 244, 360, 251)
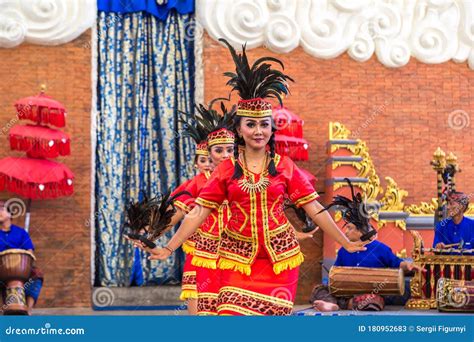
(30, 305, 452, 316)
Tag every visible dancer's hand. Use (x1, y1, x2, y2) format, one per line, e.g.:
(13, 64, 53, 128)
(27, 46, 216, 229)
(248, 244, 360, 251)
(343, 240, 369, 253)
(124, 236, 159, 255)
(295, 227, 319, 241)
(148, 248, 172, 260)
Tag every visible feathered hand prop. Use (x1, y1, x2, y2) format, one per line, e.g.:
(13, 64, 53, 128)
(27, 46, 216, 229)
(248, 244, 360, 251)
(125, 191, 191, 248)
(126, 193, 156, 233)
(219, 38, 294, 104)
(147, 191, 190, 241)
(285, 201, 317, 233)
(318, 178, 376, 241)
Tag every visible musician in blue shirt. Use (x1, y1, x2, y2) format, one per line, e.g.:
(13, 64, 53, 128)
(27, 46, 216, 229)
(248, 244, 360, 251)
(0, 201, 43, 315)
(433, 192, 474, 254)
(309, 179, 422, 312)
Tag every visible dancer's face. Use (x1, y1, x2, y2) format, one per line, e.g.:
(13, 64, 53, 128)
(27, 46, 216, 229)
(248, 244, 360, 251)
(195, 155, 213, 173)
(237, 117, 272, 150)
(344, 222, 362, 242)
(209, 144, 234, 165)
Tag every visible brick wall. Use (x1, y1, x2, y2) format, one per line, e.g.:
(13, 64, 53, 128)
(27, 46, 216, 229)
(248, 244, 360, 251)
(202, 33, 474, 303)
(0, 31, 92, 307)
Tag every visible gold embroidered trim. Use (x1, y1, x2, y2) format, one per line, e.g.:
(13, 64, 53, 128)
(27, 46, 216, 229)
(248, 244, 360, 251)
(179, 290, 198, 301)
(174, 200, 190, 213)
(220, 286, 294, 307)
(198, 230, 220, 240)
(198, 292, 219, 299)
(218, 257, 252, 276)
(273, 252, 304, 275)
(208, 137, 234, 146)
(195, 197, 220, 209)
(193, 249, 218, 260)
(274, 246, 303, 261)
(270, 194, 283, 225)
(268, 222, 291, 236)
(182, 241, 195, 255)
(234, 202, 249, 233)
(294, 192, 319, 207)
(224, 227, 253, 242)
(191, 255, 217, 269)
(236, 109, 273, 118)
(217, 304, 264, 316)
(197, 312, 218, 316)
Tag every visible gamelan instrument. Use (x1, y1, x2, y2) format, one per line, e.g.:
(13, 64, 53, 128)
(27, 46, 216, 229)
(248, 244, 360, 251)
(406, 231, 473, 310)
(329, 266, 405, 297)
(437, 278, 474, 312)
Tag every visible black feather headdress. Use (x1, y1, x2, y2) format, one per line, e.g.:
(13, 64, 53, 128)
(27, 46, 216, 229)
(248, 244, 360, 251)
(180, 98, 236, 141)
(319, 178, 377, 240)
(219, 38, 293, 105)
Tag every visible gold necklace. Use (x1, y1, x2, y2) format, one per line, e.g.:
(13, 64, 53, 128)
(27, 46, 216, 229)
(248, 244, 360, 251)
(238, 152, 271, 194)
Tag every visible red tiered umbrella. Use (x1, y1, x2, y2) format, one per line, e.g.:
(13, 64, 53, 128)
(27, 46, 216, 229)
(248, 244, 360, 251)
(273, 106, 304, 138)
(1, 88, 73, 230)
(9, 125, 71, 158)
(14, 91, 67, 128)
(275, 134, 309, 161)
(0, 157, 73, 200)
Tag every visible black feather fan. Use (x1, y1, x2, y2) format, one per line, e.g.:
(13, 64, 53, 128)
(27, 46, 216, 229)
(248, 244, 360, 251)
(125, 190, 191, 243)
(318, 178, 375, 235)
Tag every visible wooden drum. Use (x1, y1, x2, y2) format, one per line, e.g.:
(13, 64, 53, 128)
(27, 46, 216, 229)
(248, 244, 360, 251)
(437, 278, 474, 312)
(329, 266, 405, 297)
(0, 249, 35, 315)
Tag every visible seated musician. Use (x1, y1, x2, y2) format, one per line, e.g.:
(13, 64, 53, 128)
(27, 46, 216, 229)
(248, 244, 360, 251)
(0, 201, 43, 315)
(309, 180, 422, 311)
(433, 191, 474, 254)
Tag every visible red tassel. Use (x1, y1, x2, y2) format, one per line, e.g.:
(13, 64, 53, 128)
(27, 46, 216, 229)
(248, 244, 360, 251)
(0, 173, 73, 200)
(15, 105, 66, 128)
(9, 134, 70, 159)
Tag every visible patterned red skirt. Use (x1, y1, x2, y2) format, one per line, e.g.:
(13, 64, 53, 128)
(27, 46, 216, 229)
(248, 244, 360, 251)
(180, 255, 198, 301)
(217, 251, 299, 315)
(196, 267, 221, 315)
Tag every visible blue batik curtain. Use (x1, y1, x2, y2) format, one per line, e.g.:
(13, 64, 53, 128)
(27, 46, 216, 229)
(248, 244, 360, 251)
(95, 2, 195, 286)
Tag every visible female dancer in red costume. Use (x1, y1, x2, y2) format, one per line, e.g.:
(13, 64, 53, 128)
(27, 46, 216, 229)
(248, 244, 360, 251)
(173, 117, 212, 314)
(146, 40, 369, 315)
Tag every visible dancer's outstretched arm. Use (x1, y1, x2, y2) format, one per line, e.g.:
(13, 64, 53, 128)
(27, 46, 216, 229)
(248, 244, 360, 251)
(131, 205, 212, 260)
(302, 200, 370, 253)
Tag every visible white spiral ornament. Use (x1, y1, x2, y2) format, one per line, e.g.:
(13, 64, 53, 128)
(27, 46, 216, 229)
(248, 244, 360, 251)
(4, 198, 27, 219)
(0, 2, 27, 48)
(198, 0, 474, 70)
(0, 0, 95, 48)
(92, 287, 115, 308)
(265, 13, 300, 53)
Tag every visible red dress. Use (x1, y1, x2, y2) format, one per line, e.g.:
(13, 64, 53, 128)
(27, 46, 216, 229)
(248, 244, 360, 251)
(195, 154, 319, 315)
(174, 171, 226, 315)
(173, 173, 210, 301)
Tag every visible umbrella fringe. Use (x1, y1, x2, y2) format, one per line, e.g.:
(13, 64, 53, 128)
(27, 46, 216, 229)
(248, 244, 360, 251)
(10, 135, 70, 159)
(275, 141, 309, 161)
(15, 105, 66, 128)
(0, 173, 73, 200)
